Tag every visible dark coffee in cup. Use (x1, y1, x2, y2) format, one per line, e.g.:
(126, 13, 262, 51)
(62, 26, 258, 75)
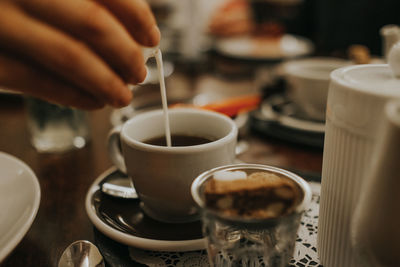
(108, 108, 238, 223)
(144, 134, 214, 147)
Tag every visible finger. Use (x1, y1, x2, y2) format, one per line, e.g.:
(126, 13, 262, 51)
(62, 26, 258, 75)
(0, 53, 104, 110)
(0, 2, 132, 107)
(16, 0, 147, 84)
(95, 0, 161, 47)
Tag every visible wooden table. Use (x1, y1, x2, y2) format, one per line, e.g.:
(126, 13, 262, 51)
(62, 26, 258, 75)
(0, 69, 323, 266)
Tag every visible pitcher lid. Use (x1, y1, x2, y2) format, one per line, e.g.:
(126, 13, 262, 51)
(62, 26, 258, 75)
(332, 64, 400, 97)
(332, 42, 400, 97)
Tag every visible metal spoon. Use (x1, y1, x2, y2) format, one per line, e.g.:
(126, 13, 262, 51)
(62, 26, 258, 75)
(58, 240, 105, 267)
(100, 169, 138, 199)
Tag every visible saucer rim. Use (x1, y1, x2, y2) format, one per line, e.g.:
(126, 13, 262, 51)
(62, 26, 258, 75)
(0, 152, 41, 262)
(260, 97, 325, 133)
(85, 167, 206, 252)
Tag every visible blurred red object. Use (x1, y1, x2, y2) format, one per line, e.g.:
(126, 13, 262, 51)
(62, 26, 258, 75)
(208, 0, 253, 37)
(208, 0, 287, 38)
(171, 94, 261, 117)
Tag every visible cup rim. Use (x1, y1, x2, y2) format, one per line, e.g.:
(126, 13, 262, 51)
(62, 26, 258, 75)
(284, 57, 350, 81)
(120, 108, 238, 153)
(191, 163, 312, 223)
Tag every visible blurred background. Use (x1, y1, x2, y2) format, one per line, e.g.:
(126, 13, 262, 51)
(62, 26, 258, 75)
(149, 0, 400, 60)
(115, 0, 400, 149)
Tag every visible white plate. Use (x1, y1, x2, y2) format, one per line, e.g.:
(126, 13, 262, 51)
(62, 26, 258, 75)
(215, 34, 314, 61)
(0, 152, 40, 262)
(85, 167, 206, 252)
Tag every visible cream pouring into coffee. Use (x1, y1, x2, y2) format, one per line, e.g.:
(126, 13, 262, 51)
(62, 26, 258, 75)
(154, 49, 171, 147)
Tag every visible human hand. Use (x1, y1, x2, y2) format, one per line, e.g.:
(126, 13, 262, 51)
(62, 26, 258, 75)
(0, 0, 160, 109)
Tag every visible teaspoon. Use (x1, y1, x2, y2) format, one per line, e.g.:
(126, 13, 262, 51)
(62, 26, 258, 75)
(58, 240, 105, 267)
(100, 169, 138, 199)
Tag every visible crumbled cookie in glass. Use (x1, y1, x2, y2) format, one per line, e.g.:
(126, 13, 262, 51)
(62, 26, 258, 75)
(204, 171, 302, 219)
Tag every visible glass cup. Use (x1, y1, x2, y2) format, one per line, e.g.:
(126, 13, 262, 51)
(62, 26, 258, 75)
(26, 97, 90, 153)
(191, 163, 312, 267)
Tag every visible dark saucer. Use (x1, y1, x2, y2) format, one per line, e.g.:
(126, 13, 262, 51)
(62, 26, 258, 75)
(249, 95, 325, 148)
(92, 191, 203, 241)
(85, 167, 205, 252)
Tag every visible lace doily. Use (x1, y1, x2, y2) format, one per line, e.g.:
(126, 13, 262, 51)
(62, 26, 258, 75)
(129, 182, 322, 267)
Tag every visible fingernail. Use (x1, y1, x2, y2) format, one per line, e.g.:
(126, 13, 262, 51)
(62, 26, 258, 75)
(147, 25, 161, 46)
(137, 66, 148, 83)
(129, 65, 147, 85)
(113, 85, 132, 107)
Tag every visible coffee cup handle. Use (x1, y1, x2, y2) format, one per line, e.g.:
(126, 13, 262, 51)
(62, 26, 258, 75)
(107, 125, 127, 173)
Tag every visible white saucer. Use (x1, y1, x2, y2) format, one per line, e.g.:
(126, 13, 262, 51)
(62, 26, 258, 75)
(0, 152, 40, 262)
(85, 167, 206, 252)
(215, 34, 314, 61)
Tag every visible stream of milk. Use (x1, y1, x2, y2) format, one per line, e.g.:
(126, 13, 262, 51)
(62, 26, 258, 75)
(154, 49, 171, 147)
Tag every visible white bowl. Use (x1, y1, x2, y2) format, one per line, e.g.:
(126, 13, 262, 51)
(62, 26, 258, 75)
(283, 57, 350, 121)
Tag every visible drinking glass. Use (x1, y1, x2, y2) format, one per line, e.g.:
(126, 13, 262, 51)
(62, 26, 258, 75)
(26, 97, 90, 153)
(191, 163, 312, 267)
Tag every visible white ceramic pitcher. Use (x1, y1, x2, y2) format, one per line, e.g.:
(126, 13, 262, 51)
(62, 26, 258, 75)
(351, 99, 400, 267)
(317, 44, 400, 267)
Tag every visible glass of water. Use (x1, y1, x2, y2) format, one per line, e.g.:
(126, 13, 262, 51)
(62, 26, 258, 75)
(26, 97, 90, 153)
(191, 164, 312, 267)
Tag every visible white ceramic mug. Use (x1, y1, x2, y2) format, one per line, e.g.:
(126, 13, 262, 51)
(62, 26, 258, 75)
(283, 57, 350, 121)
(317, 64, 400, 267)
(108, 108, 238, 223)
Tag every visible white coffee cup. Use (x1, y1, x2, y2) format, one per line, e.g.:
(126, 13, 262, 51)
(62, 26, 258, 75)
(108, 108, 238, 223)
(283, 57, 350, 121)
